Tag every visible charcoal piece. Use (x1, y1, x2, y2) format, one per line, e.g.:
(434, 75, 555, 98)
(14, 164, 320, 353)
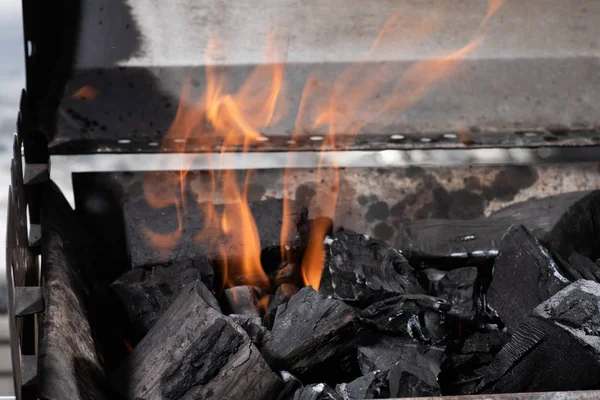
(225, 285, 262, 317)
(357, 334, 444, 388)
(388, 369, 440, 398)
(544, 191, 600, 259)
(328, 231, 423, 306)
(126, 196, 308, 268)
(422, 267, 478, 320)
(293, 384, 342, 400)
(111, 281, 281, 399)
(336, 370, 389, 400)
(476, 280, 600, 394)
(394, 191, 594, 262)
(360, 294, 450, 342)
(486, 225, 569, 333)
(111, 261, 218, 341)
(568, 252, 600, 282)
(439, 330, 510, 395)
(230, 314, 268, 346)
(275, 371, 303, 400)
(267, 284, 299, 325)
(260, 286, 358, 377)
(553, 254, 584, 281)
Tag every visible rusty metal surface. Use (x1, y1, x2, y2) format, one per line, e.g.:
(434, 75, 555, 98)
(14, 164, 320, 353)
(21, 0, 600, 154)
(73, 162, 600, 245)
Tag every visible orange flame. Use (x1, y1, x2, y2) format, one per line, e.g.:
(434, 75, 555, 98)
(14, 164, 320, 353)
(72, 85, 99, 100)
(143, 1, 504, 297)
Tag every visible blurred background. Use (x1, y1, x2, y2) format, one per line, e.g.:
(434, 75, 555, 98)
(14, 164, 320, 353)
(0, 0, 25, 395)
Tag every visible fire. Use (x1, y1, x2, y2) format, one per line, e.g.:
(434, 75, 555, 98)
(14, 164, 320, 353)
(143, 1, 504, 303)
(72, 85, 99, 100)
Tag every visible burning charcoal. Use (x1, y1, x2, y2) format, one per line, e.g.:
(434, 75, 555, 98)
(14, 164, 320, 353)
(336, 370, 389, 399)
(225, 285, 263, 317)
(111, 280, 281, 399)
(293, 384, 342, 400)
(388, 369, 440, 398)
(260, 286, 358, 377)
(360, 294, 450, 343)
(394, 191, 594, 263)
(229, 314, 268, 346)
(357, 334, 444, 388)
(126, 196, 308, 269)
(439, 330, 510, 395)
(327, 231, 423, 306)
(267, 284, 299, 325)
(110, 261, 218, 341)
(475, 280, 600, 394)
(544, 191, 600, 259)
(486, 225, 569, 333)
(568, 252, 600, 282)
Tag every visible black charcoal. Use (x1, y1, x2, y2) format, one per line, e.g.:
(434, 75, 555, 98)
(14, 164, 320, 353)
(111, 281, 281, 399)
(293, 384, 342, 400)
(423, 267, 478, 320)
(275, 371, 304, 400)
(568, 252, 600, 282)
(476, 280, 600, 394)
(267, 284, 299, 325)
(394, 191, 594, 262)
(487, 225, 569, 332)
(225, 285, 262, 317)
(328, 231, 423, 306)
(229, 314, 269, 346)
(357, 334, 444, 389)
(544, 191, 600, 259)
(111, 261, 218, 341)
(439, 330, 510, 395)
(260, 287, 358, 377)
(388, 369, 440, 398)
(360, 295, 450, 343)
(336, 370, 389, 400)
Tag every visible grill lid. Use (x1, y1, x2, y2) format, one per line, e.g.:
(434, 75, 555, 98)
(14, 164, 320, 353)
(22, 0, 600, 154)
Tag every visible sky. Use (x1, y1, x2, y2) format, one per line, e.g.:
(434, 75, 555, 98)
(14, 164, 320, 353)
(0, 0, 25, 287)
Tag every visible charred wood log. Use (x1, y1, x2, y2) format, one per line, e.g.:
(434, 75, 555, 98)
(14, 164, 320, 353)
(110, 261, 217, 342)
(260, 287, 358, 378)
(476, 280, 600, 394)
(394, 191, 595, 263)
(111, 280, 281, 400)
(486, 225, 570, 333)
(360, 294, 450, 343)
(39, 182, 110, 400)
(357, 333, 444, 389)
(327, 231, 423, 306)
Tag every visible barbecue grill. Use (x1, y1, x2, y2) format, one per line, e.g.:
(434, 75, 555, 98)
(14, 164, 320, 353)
(6, 1, 600, 399)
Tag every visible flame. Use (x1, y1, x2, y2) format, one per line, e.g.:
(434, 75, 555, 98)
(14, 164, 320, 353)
(72, 85, 99, 100)
(144, 1, 504, 297)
